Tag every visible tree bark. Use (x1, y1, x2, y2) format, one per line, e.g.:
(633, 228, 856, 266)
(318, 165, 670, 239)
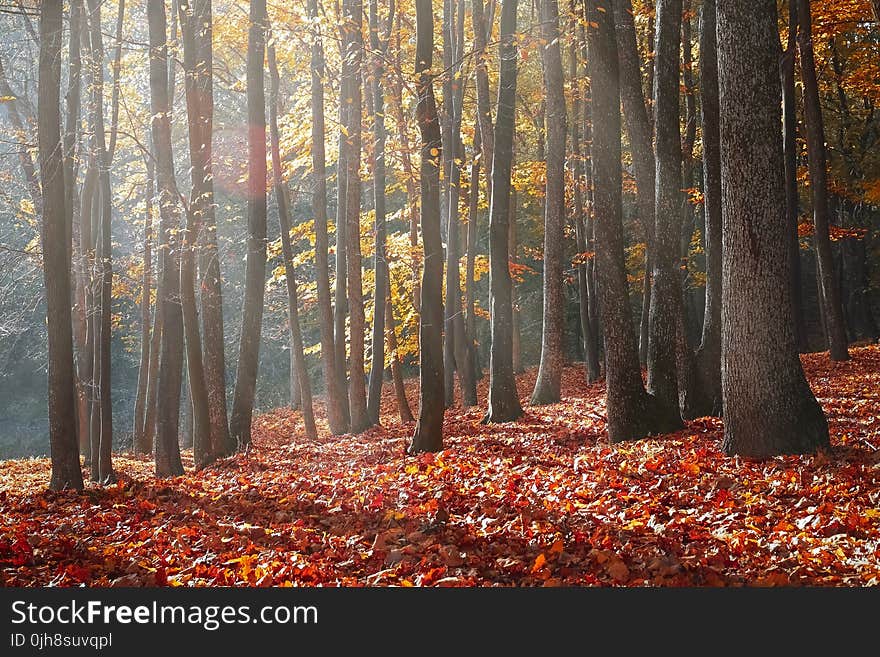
(782, 0, 805, 352)
(718, 0, 829, 457)
(585, 0, 664, 443)
(531, 0, 566, 405)
(86, 0, 116, 483)
(39, 0, 84, 491)
(645, 0, 685, 431)
(386, 274, 415, 422)
(465, 118, 482, 380)
(483, 0, 523, 423)
(107, 0, 124, 163)
(308, 0, 348, 435)
(148, 0, 185, 476)
(132, 158, 154, 454)
(687, 0, 722, 419)
(797, 0, 849, 361)
(230, 0, 269, 449)
(367, 0, 394, 425)
(268, 40, 318, 441)
(408, 0, 445, 453)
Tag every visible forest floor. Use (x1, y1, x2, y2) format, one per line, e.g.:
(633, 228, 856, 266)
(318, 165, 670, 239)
(2, 346, 880, 587)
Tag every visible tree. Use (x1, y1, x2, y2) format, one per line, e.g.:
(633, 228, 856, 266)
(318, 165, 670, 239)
(230, 0, 269, 449)
(367, 0, 394, 425)
(530, 0, 566, 405)
(132, 158, 155, 454)
(585, 0, 667, 443)
(178, 0, 215, 467)
(148, 0, 185, 477)
(408, 0, 444, 453)
(797, 0, 849, 362)
(86, 0, 116, 483)
(309, 0, 348, 436)
(612, 0, 655, 365)
(782, 0, 805, 352)
(645, 0, 685, 431)
(39, 0, 84, 491)
(717, 0, 829, 457)
(482, 0, 523, 424)
(688, 0, 722, 418)
(442, 0, 477, 408)
(268, 38, 318, 441)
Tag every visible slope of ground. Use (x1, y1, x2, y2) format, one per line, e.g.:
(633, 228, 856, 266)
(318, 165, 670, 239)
(1, 346, 879, 586)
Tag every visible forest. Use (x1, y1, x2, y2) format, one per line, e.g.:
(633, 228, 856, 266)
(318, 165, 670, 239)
(0, 0, 879, 587)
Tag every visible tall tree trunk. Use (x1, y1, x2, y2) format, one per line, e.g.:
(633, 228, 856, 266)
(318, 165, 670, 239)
(718, 0, 829, 457)
(107, 0, 124, 162)
(585, 0, 664, 443)
(687, 0, 722, 419)
(86, 0, 116, 483)
(343, 0, 368, 433)
(645, 0, 685, 431)
(178, 0, 216, 467)
(229, 0, 269, 449)
(570, 15, 599, 383)
(509, 187, 522, 374)
(367, 0, 394, 425)
(466, 117, 482, 380)
(139, 290, 163, 454)
(483, 0, 523, 424)
(268, 40, 318, 441)
(132, 158, 154, 453)
(443, 0, 477, 408)
(472, 0, 494, 203)
(148, 0, 185, 477)
(408, 0, 445, 453)
(782, 0, 805, 352)
(531, 0, 566, 405)
(309, 0, 348, 435)
(797, 0, 849, 362)
(40, 0, 84, 491)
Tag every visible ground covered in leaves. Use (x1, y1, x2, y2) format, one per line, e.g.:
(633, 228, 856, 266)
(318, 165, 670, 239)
(2, 346, 880, 587)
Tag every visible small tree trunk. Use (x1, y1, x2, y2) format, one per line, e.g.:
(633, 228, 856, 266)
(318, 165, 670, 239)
(139, 295, 163, 455)
(40, 0, 84, 491)
(408, 0, 445, 453)
(483, 0, 524, 423)
(268, 40, 318, 441)
(718, 0, 829, 457)
(308, 0, 348, 435)
(531, 0, 566, 405)
(797, 0, 849, 361)
(465, 118, 482, 381)
(230, 0, 269, 449)
(132, 158, 154, 453)
(86, 0, 116, 483)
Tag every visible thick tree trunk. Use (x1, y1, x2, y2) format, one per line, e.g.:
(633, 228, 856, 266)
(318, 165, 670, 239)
(483, 0, 523, 423)
(687, 0, 722, 419)
(782, 0, 805, 352)
(268, 41, 318, 441)
(229, 0, 269, 449)
(645, 0, 685, 431)
(308, 0, 348, 435)
(86, 0, 116, 483)
(40, 0, 84, 491)
(797, 0, 849, 362)
(717, 0, 829, 457)
(531, 0, 566, 405)
(132, 159, 154, 453)
(408, 0, 445, 453)
(586, 0, 664, 443)
(148, 0, 185, 476)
